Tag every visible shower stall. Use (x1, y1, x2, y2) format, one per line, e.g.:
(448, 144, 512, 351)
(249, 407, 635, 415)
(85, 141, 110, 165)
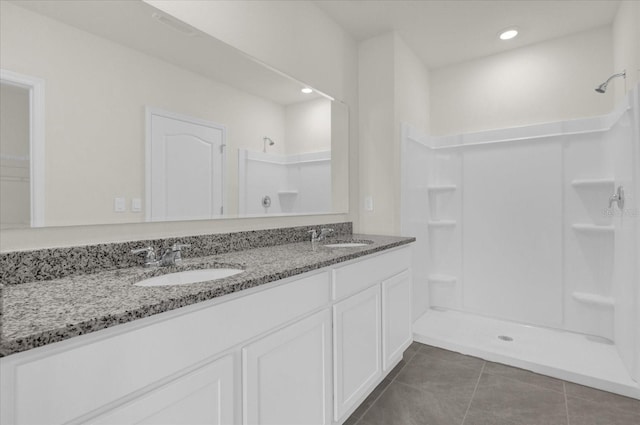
(401, 84, 639, 399)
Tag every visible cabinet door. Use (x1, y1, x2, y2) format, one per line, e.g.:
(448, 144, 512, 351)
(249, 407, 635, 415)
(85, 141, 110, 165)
(89, 354, 235, 425)
(382, 269, 413, 371)
(333, 285, 381, 421)
(243, 309, 332, 425)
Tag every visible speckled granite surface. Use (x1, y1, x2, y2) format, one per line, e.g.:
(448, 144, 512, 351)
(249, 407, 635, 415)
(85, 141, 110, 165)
(0, 222, 352, 285)
(0, 233, 414, 357)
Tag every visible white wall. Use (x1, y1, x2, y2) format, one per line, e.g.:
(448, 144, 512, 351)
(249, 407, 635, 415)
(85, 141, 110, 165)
(358, 33, 396, 235)
(285, 98, 331, 155)
(430, 26, 614, 136)
(394, 38, 430, 135)
(358, 33, 430, 235)
(612, 0, 640, 102)
(1, 1, 358, 251)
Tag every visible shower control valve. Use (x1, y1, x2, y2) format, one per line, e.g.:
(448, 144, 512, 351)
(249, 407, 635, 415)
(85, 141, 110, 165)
(609, 186, 625, 210)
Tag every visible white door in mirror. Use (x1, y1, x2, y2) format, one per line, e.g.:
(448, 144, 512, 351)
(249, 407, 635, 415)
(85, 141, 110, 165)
(148, 109, 225, 222)
(134, 269, 243, 287)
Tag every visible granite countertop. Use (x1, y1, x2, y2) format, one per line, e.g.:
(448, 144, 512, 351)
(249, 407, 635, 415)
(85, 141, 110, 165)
(0, 234, 414, 357)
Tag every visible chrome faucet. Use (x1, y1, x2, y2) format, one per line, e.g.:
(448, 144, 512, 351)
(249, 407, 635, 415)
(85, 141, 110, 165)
(131, 243, 191, 267)
(308, 228, 334, 243)
(318, 228, 334, 241)
(131, 246, 157, 267)
(159, 243, 191, 266)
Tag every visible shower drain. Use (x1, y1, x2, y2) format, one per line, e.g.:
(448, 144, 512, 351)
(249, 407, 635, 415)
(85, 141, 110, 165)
(498, 335, 514, 342)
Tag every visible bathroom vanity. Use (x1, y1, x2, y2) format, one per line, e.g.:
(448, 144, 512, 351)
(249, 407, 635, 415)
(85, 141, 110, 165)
(0, 226, 414, 425)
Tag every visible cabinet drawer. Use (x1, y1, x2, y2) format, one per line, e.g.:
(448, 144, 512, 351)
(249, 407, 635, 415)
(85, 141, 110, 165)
(332, 246, 411, 300)
(7, 271, 330, 425)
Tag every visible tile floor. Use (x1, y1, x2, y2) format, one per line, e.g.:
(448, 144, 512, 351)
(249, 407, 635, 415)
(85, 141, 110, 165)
(344, 342, 640, 425)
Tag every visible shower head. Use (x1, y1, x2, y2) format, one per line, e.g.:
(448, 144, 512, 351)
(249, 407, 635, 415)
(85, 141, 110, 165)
(595, 71, 626, 93)
(263, 137, 275, 152)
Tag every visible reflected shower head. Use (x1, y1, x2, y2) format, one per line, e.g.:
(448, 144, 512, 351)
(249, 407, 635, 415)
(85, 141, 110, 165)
(263, 137, 275, 152)
(595, 71, 626, 93)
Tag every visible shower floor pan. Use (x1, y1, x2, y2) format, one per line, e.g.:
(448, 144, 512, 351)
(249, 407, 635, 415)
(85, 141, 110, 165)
(413, 308, 640, 399)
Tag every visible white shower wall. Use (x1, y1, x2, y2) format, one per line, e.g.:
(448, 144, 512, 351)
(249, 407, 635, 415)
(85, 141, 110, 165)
(238, 149, 331, 216)
(402, 86, 639, 381)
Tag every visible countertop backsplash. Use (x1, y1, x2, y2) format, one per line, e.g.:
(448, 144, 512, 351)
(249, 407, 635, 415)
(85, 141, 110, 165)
(0, 222, 353, 285)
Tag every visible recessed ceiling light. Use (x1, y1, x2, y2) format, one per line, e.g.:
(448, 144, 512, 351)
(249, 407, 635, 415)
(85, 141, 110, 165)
(498, 27, 519, 40)
(301, 87, 313, 94)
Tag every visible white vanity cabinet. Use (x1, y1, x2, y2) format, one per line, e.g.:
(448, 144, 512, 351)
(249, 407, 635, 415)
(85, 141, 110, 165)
(89, 354, 236, 425)
(381, 269, 413, 371)
(333, 285, 382, 420)
(0, 245, 413, 425)
(242, 309, 332, 425)
(331, 247, 412, 421)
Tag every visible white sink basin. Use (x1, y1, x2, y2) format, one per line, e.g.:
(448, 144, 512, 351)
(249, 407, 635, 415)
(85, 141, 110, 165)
(135, 268, 244, 287)
(323, 242, 370, 248)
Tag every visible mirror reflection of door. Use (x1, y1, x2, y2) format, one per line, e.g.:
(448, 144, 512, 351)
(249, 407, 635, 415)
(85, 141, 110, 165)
(146, 109, 225, 222)
(0, 82, 30, 229)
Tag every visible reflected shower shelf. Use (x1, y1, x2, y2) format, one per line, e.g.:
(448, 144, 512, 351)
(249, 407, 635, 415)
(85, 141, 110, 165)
(427, 274, 457, 284)
(428, 220, 457, 227)
(572, 224, 614, 234)
(277, 191, 298, 196)
(427, 184, 457, 193)
(572, 292, 615, 308)
(571, 178, 615, 188)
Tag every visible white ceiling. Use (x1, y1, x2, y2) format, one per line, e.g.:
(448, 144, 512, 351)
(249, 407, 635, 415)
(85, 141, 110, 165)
(314, 0, 621, 69)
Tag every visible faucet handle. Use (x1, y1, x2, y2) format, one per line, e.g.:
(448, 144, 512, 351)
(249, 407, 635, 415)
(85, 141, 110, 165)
(320, 228, 334, 235)
(308, 229, 318, 240)
(170, 243, 191, 265)
(131, 246, 155, 256)
(131, 247, 157, 266)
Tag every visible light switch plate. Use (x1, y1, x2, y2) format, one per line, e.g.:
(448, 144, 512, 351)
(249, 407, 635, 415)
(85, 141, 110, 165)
(364, 195, 374, 212)
(114, 197, 126, 212)
(131, 198, 142, 212)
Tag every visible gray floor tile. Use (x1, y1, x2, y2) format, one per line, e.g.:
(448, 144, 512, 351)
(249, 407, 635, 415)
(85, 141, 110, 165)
(396, 352, 481, 404)
(463, 414, 520, 425)
(418, 344, 485, 370)
(361, 381, 469, 425)
(483, 361, 564, 393)
(566, 395, 640, 425)
(350, 378, 392, 419)
(342, 415, 360, 425)
(403, 341, 422, 362)
(564, 382, 640, 416)
(386, 359, 407, 381)
(464, 373, 567, 425)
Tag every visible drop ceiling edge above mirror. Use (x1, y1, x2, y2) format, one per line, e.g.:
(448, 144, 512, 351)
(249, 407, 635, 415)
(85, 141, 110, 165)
(0, 0, 352, 238)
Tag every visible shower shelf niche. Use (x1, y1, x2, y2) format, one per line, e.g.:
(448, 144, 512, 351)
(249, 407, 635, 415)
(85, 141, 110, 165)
(427, 220, 457, 227)
(571, 178, 615, 188)
(572, 292, 615, 308)
(572, 224, 614, 234)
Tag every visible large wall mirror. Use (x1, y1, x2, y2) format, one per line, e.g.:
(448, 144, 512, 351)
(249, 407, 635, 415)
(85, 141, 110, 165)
(0, 0, 349, 229)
